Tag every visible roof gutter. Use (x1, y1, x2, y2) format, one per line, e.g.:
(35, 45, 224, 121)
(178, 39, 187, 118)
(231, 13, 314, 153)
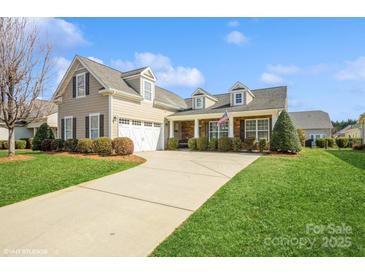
(154, 100, 185, 111)
(99, 88, 143, 102)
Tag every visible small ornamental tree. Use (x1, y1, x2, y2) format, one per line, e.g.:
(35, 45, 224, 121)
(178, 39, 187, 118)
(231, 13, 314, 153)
(271, 110, 302, 153)
(32, 123, 55, 151)
(297, 129, 306, 147)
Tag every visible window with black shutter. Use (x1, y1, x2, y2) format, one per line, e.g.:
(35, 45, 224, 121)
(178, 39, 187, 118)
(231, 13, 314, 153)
(73, 117, 77, 139)
(99, 114, 104, 137)
(72, 76, 76, 98)
(85, 72, 90, 95)
(85, 116, 89, 138)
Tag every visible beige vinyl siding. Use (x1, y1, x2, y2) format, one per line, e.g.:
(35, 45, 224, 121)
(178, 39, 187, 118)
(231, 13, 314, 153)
(111, 96, 174, 138)
(58, 68, 109, 139)
(205, 97, 216, 108)
(303, 128, 332, 139)
(124, 78, 141, 94)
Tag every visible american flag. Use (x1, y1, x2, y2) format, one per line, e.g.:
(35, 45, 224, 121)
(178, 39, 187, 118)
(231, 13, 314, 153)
(217, 110, 229, 125)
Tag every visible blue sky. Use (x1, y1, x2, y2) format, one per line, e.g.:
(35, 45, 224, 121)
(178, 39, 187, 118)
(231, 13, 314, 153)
(39, 18, 365, 121)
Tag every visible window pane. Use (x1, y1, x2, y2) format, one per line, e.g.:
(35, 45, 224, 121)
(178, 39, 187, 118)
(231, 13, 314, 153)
(258, 131, 268, 140)
(246, 120, 256, 131)
(246, 131, 256, 139)
(235, 93, 242, 104)
(91, 129, 98, 139)
(91, 115, 98, 129)
(144, 81, 152, 100)
(258, 119, 269, 130)
(77, 74, 85, 96)
(210, 121, 218, 131)
(196, 97, 202, 108)
(219, 122, 228, 132)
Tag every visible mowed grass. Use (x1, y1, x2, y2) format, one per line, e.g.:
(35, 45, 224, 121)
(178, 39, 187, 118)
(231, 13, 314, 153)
(152, 149, 365, 256)
(0, 150, 138, 207)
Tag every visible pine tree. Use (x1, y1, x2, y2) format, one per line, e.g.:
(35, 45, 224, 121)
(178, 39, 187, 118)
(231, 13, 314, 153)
(271, 110, 302, 153)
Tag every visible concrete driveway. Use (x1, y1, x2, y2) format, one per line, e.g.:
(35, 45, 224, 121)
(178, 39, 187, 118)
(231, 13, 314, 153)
(0, 151, 259, 256)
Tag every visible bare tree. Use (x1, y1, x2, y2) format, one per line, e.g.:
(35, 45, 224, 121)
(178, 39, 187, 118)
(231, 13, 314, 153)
(0, 18, 51, 157)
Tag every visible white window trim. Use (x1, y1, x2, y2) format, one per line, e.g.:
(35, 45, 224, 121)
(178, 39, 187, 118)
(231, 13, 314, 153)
(64, 116, 73, 140)
(245, 118, 270, 141)
(233, 92, 244, 106)
(89, 113, 100, 139)
(76, 72, 86, 98)
(208, 121, 229, 141)
(142, 78, 154, 102)
(195, 96, 204, 109)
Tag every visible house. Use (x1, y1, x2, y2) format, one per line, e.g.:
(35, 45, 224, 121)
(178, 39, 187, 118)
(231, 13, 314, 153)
(53, 56, 288, 151)
(333, 124, 361, 138)
(288, 111, 333, 142)
(358, 113, 365, 144)
(0, 99, 58, 141)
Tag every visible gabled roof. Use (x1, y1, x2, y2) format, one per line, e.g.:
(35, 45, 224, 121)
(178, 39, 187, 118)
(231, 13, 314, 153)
(170, 86, 287, 116)
(289, 110, 333, 129)
(191, 88, 218, 102)
(229, 81, 255, 97)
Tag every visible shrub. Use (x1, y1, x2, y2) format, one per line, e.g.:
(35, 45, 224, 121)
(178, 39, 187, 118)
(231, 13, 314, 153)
(271, 110, 302, 153)
(167, 138, 179, 150)
(0, 140, 6, 149)
(208, 138, 218, 151)
(20, 138, 33, 149)
(15, 140, 26, 149)
(196, 137, 208, 151)
(32, 123, 55, 151)
(40, 139, 53, 151)
(336, 137, 349, 148)
(232, 137, 242, 152)
(92, 137, 112, 155)
(113, 137, 134, 155)
(259, 139, 267, 152)
(297, 129, 306, 147)
(326, 138, 335, 148)
(352, 144, 364, 150)
(2, 140, 9, 149)
(218, 136, 231, 152)
(349, 138, 362, 147)
(316, 138, 326, 148)
(51, 139, 64, 151)
(188, 138, 197, 150)
(242, 137, 256, 151)
(64, 139, 79, 152)
(305, 139, 313, 147)
(77, 138, 93, 153)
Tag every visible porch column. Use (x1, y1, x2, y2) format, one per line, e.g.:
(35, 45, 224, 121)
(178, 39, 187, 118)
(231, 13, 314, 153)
(228, 116, 234, 137)
(169, 120, 174, 138)
(194, 119, 199, 138)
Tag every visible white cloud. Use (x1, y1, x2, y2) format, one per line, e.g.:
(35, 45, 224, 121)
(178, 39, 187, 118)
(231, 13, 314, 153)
(53, 56, 71, 83)
(267, 64, 300, 75)
(87, 56, 104, 64)
(227, 20, 240, 27)
(29, 18, 88, 49)
(225, 31, 249, 46)
(260, 72, 284, 85)
(111, 52, 204, 87)
(336, 56, 365, 80)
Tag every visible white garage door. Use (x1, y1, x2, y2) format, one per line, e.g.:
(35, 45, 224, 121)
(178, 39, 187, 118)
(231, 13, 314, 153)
(118, 118, 163, 152)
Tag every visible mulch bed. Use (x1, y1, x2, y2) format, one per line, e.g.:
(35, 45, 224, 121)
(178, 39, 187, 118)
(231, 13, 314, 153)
(53, 152, 146, 164)
(0, 155, 34, 163)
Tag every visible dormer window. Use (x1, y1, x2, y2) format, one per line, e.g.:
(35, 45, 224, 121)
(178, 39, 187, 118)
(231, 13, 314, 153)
(143, 80, 153, 101)
(195, 97, 203, 109)
(76, 73, 86, 97)
(234, 92, 243, 105)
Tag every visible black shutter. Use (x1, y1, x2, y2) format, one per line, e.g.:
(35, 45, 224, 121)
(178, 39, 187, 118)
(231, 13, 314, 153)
(72, 76, 76, 98)
(85, 116, 89, 138)
(240, 119, 245, 140)
(99, 114, 104, 137)
(269, 118, 272, 140)
(61, 119, 65, 140)
(73, 117, 77, 139)
(85, 72, 90, 95)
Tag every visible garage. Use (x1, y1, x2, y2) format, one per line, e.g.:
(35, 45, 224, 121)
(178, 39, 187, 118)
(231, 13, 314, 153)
(118, 118, 163, 152)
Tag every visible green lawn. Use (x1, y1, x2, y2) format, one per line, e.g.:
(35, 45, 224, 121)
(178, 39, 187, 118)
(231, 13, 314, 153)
(152, 149, 365, 256)
(0, 150, 138, 207)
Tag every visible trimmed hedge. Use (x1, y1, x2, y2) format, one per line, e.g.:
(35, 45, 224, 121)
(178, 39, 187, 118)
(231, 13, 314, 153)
(242, 137, 256, 151)
(316, 138, 326, 148)
(41, 139, 53, 151)
(232, 137, 242, 152)
(196, 137, 208, 151)
(77, 138, 94, 153)
(0, 140, 7, 149)
(167, 138, 179, 150)
(336, 137, 349, 148)
(188, 138, 197, 150)
(20, 138, 33, 149)
(15, 140, 27, 149)
(64, 139, 79, 152)
(218, 136, 231, 152)
(32, 123, 54, 151)
(92, 137, 112, 155)
(113, 137, 134, 155)
(208, 138, 218, 151)
(51, 139, 64, 151)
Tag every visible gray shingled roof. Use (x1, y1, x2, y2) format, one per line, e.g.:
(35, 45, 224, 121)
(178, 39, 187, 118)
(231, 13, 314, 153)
(289, 111, 333, 129)
(155, 86, 187, 109)
(121, 67, 148, 78)
(170, 86, 287, 116)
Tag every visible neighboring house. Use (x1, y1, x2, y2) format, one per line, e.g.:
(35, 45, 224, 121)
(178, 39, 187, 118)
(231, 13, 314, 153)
(288, 110, 333, 142)
(333, 124, 361, 138)
(54, 55, 331, 152)
(0, 99, 58, 141)
(358, 113, 365, 144)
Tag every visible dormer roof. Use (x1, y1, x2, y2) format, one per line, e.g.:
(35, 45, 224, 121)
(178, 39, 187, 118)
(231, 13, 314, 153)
(229, 81, 255, 97)
(191, 88, 218, 102)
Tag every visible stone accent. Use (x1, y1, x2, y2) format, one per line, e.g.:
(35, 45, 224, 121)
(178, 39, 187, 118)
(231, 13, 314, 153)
(181, 121, 194, 140)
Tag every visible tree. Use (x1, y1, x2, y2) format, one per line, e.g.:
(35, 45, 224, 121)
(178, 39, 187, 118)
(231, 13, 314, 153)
(332, 119, 357, 134)
(32, 123, 55, 151)
(271, 110, 302, 153)
(0, 18, 51, 157)
(297, 128, 306, 147)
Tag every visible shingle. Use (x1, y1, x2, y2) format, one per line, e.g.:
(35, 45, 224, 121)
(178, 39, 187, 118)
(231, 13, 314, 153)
(289, 111, 333, 129)
(155, 86, 187, 109)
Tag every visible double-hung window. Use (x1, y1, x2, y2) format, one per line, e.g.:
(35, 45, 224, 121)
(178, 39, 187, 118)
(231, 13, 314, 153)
(64, 117, 73, 140)
(76, 73, 86, 97)
(209, 121, 228, 140)
(245, 119, 270, 141)
(234, 92, 243, 105)
(89, 114, 99, 139)
(195, 97, 203, 109)
(143, 80, 152, 101)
